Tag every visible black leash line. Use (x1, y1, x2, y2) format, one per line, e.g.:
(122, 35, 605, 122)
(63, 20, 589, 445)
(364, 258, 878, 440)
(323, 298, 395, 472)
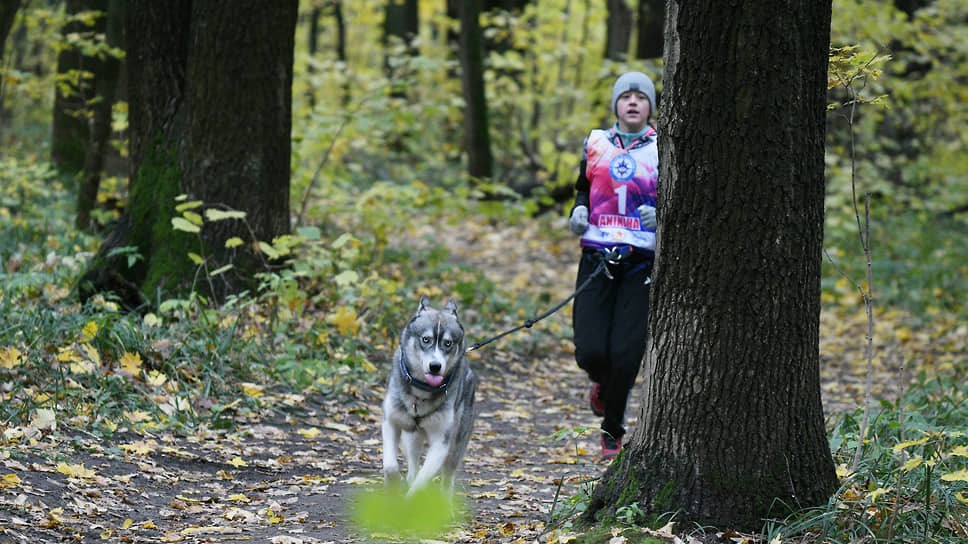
(465, 258, 610, 353)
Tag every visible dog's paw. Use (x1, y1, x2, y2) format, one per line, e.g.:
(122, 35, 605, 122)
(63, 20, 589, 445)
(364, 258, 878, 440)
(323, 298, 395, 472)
(383, 470, 404, 490)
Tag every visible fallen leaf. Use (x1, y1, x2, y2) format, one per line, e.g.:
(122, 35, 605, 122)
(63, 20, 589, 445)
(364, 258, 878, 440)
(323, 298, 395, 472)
(228, 457, 248, 468)
(0, 347, 23, 369)
(56, 462, 96, 479)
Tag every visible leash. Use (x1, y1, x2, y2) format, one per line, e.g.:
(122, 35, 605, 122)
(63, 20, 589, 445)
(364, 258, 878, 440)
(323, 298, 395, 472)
(466, 248, 623, 353)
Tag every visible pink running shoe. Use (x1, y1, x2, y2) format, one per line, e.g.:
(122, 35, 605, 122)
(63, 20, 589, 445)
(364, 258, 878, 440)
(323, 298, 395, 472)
(601, 432, 622, 459)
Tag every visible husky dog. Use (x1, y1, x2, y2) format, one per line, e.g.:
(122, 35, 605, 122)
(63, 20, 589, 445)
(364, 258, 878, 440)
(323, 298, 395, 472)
(381, 295, 476, 496)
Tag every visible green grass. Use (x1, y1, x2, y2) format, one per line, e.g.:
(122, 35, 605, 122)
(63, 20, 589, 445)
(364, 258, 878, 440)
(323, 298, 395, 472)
(765, 373, 968, 543)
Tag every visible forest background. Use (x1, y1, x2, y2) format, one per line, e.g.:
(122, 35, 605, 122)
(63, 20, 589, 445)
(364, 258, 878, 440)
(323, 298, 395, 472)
(1, 0, 967, 542)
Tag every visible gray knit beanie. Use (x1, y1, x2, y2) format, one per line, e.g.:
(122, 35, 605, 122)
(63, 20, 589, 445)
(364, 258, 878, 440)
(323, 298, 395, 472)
(611, 71, 656, 116)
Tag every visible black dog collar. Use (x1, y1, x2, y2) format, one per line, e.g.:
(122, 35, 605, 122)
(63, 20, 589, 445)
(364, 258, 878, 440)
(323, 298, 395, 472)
(399, 350, 453, 394)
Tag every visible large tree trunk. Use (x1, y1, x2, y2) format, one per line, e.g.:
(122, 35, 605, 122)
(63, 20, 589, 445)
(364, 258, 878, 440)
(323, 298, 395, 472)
(456, 0, 493, 181)
(586, 0, 838, 531)
(79, 0, 297, 309)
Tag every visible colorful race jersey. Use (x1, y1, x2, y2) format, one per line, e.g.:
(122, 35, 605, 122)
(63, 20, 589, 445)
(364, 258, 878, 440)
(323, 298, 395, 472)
(579, 127, 659, 254)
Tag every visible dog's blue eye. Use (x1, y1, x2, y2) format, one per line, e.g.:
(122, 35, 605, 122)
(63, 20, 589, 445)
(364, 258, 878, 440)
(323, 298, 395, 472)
(421, 336, 431, 344)
(443, 340, 452, 348)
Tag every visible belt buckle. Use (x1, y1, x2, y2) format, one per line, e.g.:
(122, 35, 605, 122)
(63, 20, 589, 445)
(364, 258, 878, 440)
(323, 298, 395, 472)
(604, 247, 623, 266)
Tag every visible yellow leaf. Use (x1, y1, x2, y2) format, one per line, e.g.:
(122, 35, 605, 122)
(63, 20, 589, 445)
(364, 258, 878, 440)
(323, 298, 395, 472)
(901, 455, 923, 472)
(227, 494, 250, 503)
(329, 305, 361, 336)
(57, 347, 79, 363)
(122, 519, 133, 529)
(147, 371, 168, 387)
(171, 216, 200, 233)
(1, 473, 22, 488)
(941, 469, 968, 482)
(866, 487, 892, 502)
(120, 441, 154, 456)
(174, 200, 203, 212)
(956, 493, 968, 503)
(120, 352, 143, 375)
(188, 252, 205, 265)
(143, 313, 162, 327)
(181, 210, 203, 226)
(893, 436, 929, 452)
(228, 457, 248, 468)
(948, 445, 968, 458)
(241, 382, 264, 398)
(224, 237, 244, 249)
(70, 359, 96, 375)
(297, 428, 321, 439)
(142, 521, 158, 529)
(125, 410, 152, 424)
(81, 321, 99, 341)
(361, 360, 377, 372)
(81, 343, 100, 365)
(56, 462, 96, 479)
(0, 347, 23, 369)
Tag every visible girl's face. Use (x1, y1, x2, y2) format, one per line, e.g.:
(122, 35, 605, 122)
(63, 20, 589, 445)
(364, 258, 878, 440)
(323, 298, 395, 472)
(616, 91, 650, 133)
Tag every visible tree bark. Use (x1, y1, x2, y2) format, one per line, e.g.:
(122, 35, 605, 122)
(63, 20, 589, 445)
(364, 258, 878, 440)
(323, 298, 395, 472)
(52, 0, 106, 175)
(457, 0, 493, 181)
(76, 0, 124, 231)
(79, 0, 297, 308)
(604, 0, 632, 61)
(383, 0, 418, 97)
(0, 0, 19, 57)
(0, 0, 22, 134)
(586, 0, 838, 530)
(636, 0, 663, 60)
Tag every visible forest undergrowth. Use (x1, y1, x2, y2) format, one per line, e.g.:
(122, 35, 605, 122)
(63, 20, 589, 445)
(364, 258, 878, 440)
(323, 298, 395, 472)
(1, 160, 967, 542)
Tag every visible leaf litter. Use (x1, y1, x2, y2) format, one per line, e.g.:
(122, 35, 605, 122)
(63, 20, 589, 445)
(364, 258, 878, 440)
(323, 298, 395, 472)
(2, 214, 962, 543)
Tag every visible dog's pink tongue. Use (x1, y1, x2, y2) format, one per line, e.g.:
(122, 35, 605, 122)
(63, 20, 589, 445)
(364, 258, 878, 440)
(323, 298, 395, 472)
(424, 373, 445, 387)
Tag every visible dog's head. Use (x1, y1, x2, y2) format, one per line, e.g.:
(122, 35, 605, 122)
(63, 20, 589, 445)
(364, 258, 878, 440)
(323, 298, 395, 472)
(402, 295, 465, 388)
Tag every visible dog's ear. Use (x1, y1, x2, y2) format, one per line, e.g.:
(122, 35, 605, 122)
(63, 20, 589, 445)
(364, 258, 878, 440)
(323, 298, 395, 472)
(417, 294, 431, 314)
(444, 298, 458, 315)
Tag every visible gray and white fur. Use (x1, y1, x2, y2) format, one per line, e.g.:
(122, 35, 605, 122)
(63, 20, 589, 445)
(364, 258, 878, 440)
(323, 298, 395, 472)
(381, 295, 477, 496)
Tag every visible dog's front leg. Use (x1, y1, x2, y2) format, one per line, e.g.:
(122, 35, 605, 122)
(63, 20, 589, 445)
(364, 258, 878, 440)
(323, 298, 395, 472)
(406, 438, 448, 496)
(401, 431, 421, 482)
(381, 417, 402, 485)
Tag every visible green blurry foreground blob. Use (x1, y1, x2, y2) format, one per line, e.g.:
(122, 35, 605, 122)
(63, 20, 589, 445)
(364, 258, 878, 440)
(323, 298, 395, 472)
(351, 484, 468, 539)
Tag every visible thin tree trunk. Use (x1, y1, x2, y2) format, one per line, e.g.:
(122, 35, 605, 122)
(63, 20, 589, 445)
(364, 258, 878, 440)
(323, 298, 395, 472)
(636, 0, 663, 60)
(0, 0, 22, 134)
(52, 0, 105, 175)
(457, 0, 493, 180)
(77, 0, 124, 231)
(604, 0, 632, 61)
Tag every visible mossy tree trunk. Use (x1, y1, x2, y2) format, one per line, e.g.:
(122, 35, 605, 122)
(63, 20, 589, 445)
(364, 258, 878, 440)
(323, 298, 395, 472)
(79, 0, 298, 309)
(586, 0, 838, 531)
